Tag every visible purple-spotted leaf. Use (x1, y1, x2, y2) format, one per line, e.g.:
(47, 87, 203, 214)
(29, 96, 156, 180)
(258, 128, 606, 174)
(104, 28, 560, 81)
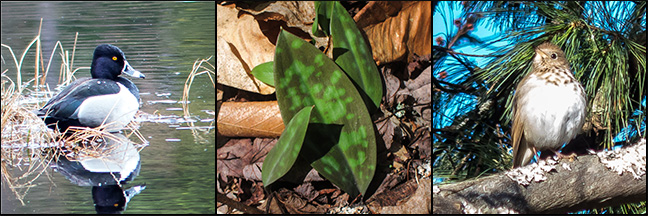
(262, 105, 314, 186)
(319, 1, 384, 112)
(274, 30, 376, 197)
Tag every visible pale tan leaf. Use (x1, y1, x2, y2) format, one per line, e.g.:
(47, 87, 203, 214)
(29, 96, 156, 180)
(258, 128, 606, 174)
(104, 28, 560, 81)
(217, 101, 284, 137)
(217, 4, 276, 94)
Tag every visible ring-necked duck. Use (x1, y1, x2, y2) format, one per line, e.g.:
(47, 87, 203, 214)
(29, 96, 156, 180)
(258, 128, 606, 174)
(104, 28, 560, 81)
(38, 44, 145, 132)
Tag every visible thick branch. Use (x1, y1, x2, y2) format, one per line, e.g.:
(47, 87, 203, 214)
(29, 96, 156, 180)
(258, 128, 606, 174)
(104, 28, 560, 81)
(433, 140, 646, 214)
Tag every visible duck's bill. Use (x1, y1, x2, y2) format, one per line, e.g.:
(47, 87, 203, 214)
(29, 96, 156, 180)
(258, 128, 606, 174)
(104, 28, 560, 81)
(123, 60, 145, 79)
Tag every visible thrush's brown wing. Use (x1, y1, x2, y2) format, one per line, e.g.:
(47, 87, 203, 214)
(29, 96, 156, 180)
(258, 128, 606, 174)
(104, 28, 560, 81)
(511, 79, 537, 168)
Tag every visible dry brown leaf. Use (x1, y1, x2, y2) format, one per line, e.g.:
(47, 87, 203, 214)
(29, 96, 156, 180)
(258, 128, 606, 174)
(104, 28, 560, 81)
(218, 138, 252, 182)
(356, 1, 432, 64)
(236, 1, 328, 51)
(245, 182, 266, 206)
(217, 138, 277, 182)
(382, 65, 402, 107)
(217, 4, 276, 94)
(217, 101, 284, 137)
(376, 116, 394, 149)
(243, 161, 264, 181)
(275, 188, 329, 214)
(294, 182, 319, 202)
(407, 66, 431, 127)
(217, 2, 321, 95)
(235, 1, 316, 36)
(367, 178, 431, 214)
(380, 178, 431, 214)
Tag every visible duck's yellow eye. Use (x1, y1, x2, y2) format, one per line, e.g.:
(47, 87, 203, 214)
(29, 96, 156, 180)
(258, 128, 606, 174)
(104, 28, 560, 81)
(112, 56, 118, 61)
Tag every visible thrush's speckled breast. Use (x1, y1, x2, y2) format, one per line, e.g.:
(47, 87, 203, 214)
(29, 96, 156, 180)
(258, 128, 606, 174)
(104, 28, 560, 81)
(511, 42, 586, 168)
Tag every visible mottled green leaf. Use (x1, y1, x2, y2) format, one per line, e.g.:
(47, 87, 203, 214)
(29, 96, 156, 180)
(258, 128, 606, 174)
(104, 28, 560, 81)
(262, 105, 313, 186)
(250, 61, 275, 87)
(274, 30, 376, 197)
(312, 2, 334, 37)
(329, 1, 383, 112)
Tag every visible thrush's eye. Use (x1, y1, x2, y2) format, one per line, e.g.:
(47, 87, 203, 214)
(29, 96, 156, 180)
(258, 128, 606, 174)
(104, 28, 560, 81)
(551, 53, 557, 59)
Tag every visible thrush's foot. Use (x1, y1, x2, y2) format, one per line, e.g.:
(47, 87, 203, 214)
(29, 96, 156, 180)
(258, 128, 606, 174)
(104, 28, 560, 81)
(551, 150, 577, 162)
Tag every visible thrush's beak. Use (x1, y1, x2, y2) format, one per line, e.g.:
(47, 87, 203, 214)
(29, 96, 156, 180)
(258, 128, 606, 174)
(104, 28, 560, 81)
(535, 46, 549, 58)
(533, 47, 548, 63)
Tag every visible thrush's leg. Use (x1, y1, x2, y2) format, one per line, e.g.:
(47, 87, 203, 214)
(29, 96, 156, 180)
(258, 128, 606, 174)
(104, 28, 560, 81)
(549, 149, 577, 162)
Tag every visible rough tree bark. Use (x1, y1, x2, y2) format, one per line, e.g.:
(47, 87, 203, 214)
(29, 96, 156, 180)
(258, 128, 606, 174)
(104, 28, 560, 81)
(433, 139, 646, 214)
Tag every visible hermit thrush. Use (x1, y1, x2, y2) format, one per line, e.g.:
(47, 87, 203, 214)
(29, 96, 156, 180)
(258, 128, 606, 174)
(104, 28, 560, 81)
(511, 42, 587, 168)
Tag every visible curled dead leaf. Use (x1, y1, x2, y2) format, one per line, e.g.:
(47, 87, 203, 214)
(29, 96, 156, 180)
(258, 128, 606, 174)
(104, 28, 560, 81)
(218, 101, 284, 137)
(355, 1, 432, 64)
